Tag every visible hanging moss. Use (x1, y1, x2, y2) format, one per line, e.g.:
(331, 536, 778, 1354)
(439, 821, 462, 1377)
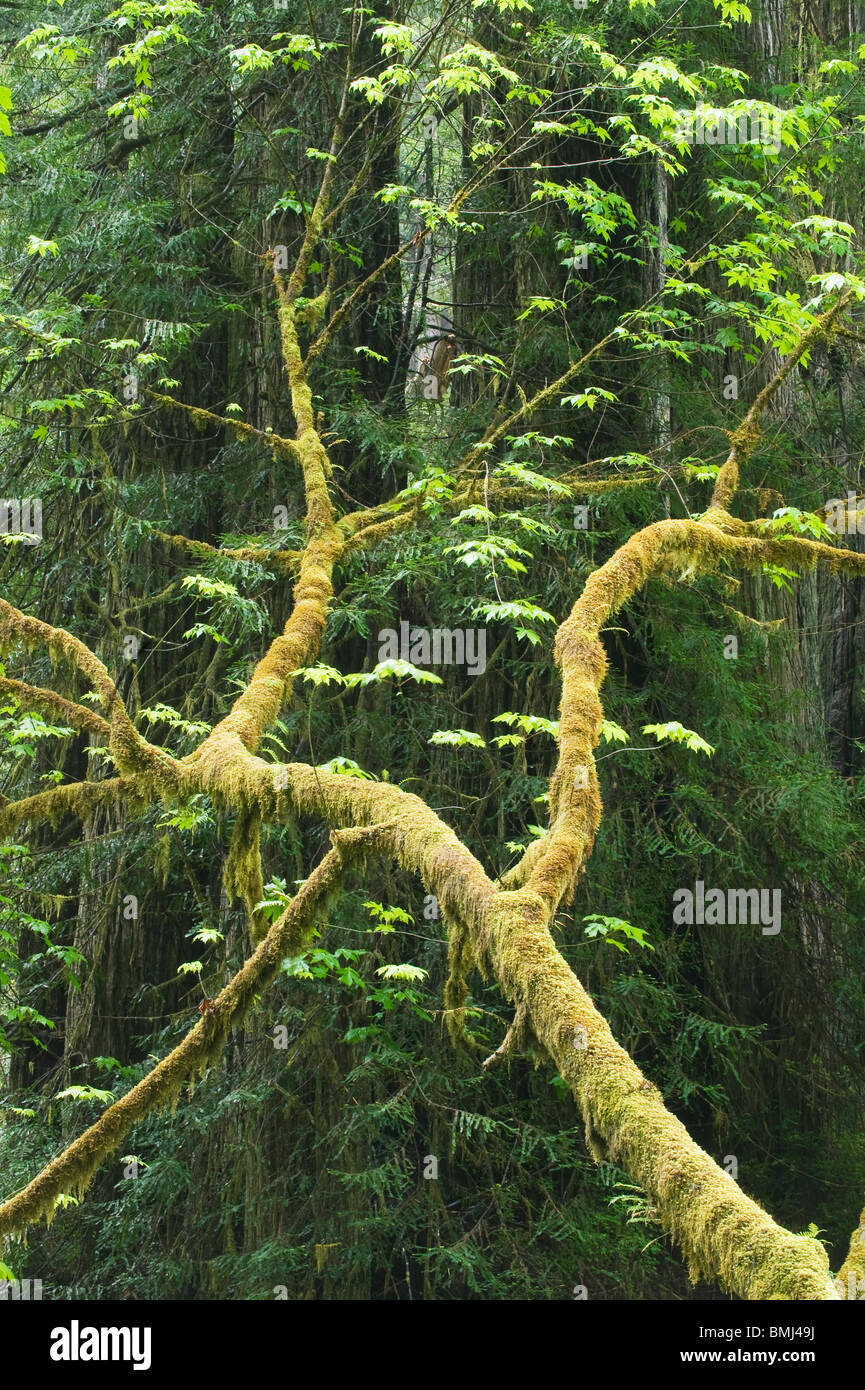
(2, 250, 859, 1303)
(443, 916, 484, 1050)
(0, 840, 351, 1241)
(0, 677, 110, 736)
(478, 888, 838, 1299)
(295, 289, 330, 333)
(0, 596, 184, 795)
(0, 777, 140, 838)
(224, 812, 266, 944)
(145, 390, 302, 465)
(152, 529, 301, 577)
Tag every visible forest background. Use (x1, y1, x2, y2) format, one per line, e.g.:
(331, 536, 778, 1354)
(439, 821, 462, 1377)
(1, 0, 865, 1302)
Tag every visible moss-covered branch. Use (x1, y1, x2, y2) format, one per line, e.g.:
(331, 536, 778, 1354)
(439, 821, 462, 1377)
(151, 528, 301, 577)
(0, 777, 137, 838)
(2, 164, 856, 1305)
(0, 833, 361, 1240)
(0, 735, 844, 1295)
(710, 292, 853, 511)
(0, 597, 182, 789)
(304, 230, 432, 370)
(513, 519, 865, 910)
(478, 885, 838, 1300)
(199, 759, 841, 1299)
(0, 677, 110, 737)
(339, 471, 655, 557)
(144, 390, 303, 465)
(179, 223, 352, 777)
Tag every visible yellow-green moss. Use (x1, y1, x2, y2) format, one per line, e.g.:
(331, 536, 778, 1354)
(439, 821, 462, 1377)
(835, 1201, 865, 1298)
(0, 677, 110, 736)
(0, 839, 350, 1242)
(224, 812, 266, 944)
(2, 265, 858, 1306)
